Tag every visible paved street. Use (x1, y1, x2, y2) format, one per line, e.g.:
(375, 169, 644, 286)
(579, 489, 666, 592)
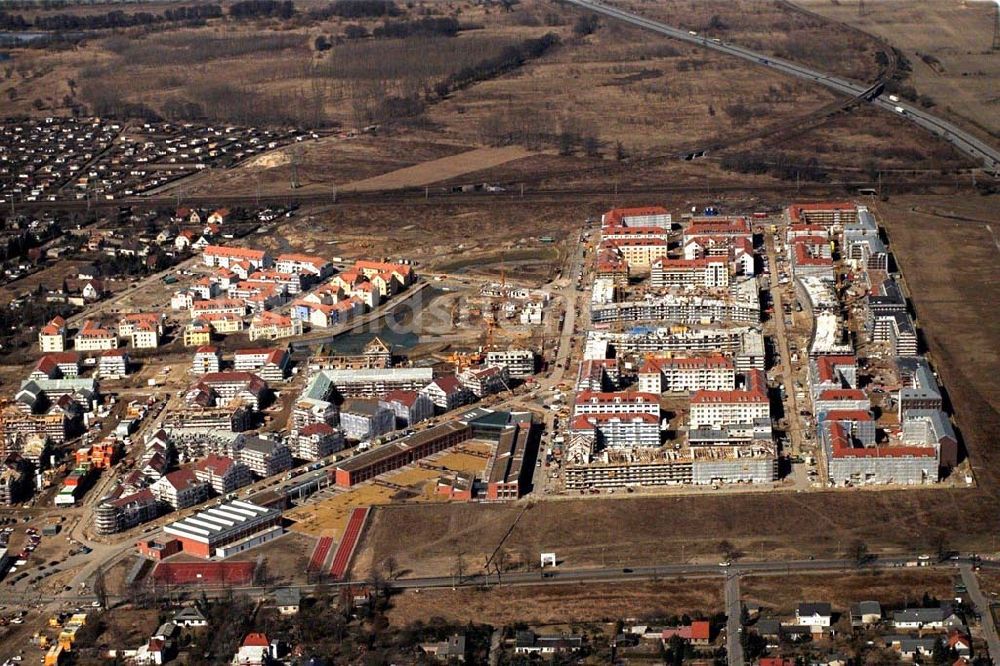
(959, 563, 1000, 663)
(725, 570, 744, 666)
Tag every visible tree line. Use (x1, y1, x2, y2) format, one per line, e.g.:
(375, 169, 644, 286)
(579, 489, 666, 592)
(372, 16, 460, 39)
(307, 0, 400, 20)
(229, 0, 295, 20)
(0, 5, 222, 31)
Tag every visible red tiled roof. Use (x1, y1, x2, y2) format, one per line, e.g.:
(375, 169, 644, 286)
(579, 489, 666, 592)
(818, 389, 866, 401)
(574, 390, 659, 404)
(384, 389, 420, 407)
(824, 410, 873, 422)
(602, 206, 668, 226)
(571, 412, 658, 430)
(203, 245, 267, 260)
(242, 633, 269, 647)
(827, 422, 933, 459)
(193, 453, 236, 476)
(300, 422, 336, 437)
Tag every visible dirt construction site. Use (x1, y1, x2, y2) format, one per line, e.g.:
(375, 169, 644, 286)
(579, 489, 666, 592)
(285, 441, 494, 540)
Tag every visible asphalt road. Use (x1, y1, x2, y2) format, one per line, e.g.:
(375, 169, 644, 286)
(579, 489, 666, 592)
(724, 570, 745, 666)
(959, 563, 1000, 662)
(564, 0, 1000, 174)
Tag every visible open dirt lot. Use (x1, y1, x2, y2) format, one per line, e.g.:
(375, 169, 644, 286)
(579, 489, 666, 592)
(341, 145, 536, 192)
(742, 570, 957, 614)
(287, 441, 494, 539)
(387, 579, 723, 627)
(795, 0, 1000, 144)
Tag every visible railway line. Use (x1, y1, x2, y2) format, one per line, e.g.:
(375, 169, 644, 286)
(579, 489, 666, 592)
(7, 176, 981, 214)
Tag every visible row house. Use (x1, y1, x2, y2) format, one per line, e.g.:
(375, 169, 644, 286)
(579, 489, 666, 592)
(352, 259, 415, 288)
(233, 348, 290, 383)
(650, 256, 730, 289)
(245, 269, 304, 295)
(682, 216, 752, 243)
(75, 320, 118, 352)
(601, 206, 672, 228)
(573, 390, 661, 417)
(689, 370, 769, 429)
(570, 412, 660, 449)
(682, 235, 755, 276)
(274, 253, 333, 279)
(191, 299, 246, 319)
(637, 355, 736, 394)
(601, 225, 670, 243)
(787, 201, 859, 228)
(297, 297, 364, 329)
(229, 282, 283, 313)
(201, 312, 245, 335)
(201, 245, 271, 270)
(248, 311, 302, 341)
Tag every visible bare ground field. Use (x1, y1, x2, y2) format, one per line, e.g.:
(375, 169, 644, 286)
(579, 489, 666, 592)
(184, 136, 473, 198)
(258, 199, 589, 274)
(610, 0, 886, 83)
(795, 0, 1000, 144)
(386, 579, 723, 627)
(340, 145, 536, 192)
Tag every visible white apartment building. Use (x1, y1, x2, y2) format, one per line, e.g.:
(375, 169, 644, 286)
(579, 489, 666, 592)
(74, 320, 118, 351)
(637, 355, 736, 394)
(233, 348, 289, 383)
(570, 412, 661, 448)
(650, 257, 730, 289)
(573, 391, 661, 417)
(150, 469, 208, 509)
(38, 317, 67, 353)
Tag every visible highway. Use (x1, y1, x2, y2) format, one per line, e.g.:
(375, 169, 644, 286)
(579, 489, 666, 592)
(563, 0, 1000, 174)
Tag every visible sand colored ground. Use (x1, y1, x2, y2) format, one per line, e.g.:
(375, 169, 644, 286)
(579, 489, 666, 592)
(287, 441, 494, 538)
(340, 146, 535, 192)
(387, 579, 724, 627)
(795, 0, 1000, 143)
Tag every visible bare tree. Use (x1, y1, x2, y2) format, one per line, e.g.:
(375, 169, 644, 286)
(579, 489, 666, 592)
(93, 564, 109, 609)
(383, 555, 398, 580)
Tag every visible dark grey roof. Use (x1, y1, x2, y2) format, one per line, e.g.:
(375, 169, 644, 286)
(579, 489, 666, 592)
(798, 602, 832, 617)
(850, 601, 882, 617)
